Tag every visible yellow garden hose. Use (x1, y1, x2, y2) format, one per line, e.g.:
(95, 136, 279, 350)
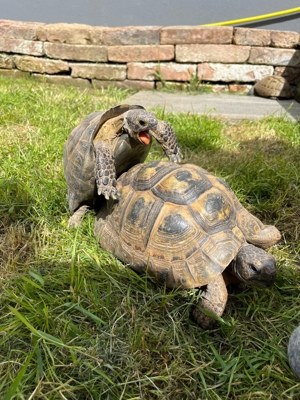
(202, 7, 300, 26)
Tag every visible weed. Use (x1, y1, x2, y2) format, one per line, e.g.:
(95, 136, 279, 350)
(154, 64, 212, 94)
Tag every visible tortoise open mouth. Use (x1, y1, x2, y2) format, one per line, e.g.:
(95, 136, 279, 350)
(138, 130, 151, 145)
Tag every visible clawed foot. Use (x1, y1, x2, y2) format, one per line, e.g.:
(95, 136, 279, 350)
(68, 205, 90, 228)
(152, 120, 183, 163)
(167, 149, 183, 163)
(192, 305, 217, 330)
(94, 142, 120, 201)
(97, 184, 120, 200)
(192, 275, 228, 329)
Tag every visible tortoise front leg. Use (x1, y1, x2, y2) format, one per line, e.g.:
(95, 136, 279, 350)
(192, 274, 228, 329)
(94, 141, 119, 200)
(151, 120, 183, 162)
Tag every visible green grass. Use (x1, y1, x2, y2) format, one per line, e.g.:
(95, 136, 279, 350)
(0, 75, 300, 399)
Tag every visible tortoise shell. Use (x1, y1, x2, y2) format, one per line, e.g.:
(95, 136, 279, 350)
(95, 161, 280, 289)
(63, 104, 149, 214)
(254, 75, 293, 99)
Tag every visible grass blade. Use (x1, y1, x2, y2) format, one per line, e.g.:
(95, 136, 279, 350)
(2, 348, 35, 400)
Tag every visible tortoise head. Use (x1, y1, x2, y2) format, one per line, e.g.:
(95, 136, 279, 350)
(231, 244, 277, 287)
(122, 109, 158, 146)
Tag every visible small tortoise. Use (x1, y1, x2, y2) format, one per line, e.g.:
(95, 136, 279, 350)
(64, 104, 182, 227)
(288, 325, 300, 379)
(94, 160, 281, 329)
(254, 75, 293, 99)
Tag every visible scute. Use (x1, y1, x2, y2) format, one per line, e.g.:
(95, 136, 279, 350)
(152, 166, 212, 205)
(188, 187, 236, 236)
(121, 189, 164, 253)
(158, 213, 190, 236)
(126, 197, 146, 226)
(65, 111, 102, 156)
(200, 229, 243, 267)
(131, 160, 180, 191)
(152, 205, 200, 253)
(205, 193, 226, 214)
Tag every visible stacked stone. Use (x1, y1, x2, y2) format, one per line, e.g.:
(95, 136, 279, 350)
(0, 19, 299, 93)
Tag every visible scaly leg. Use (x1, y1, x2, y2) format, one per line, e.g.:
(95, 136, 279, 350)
(192, 274, 228, 329)
(246, 225, 281, 249)
(151, 120, 183, 162)
(237, 208, 281, 249)
(94, 141, 119, 200)
(68, 205, 90, 228)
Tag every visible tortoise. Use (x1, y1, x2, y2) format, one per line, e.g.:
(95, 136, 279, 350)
(254, 75, 293, 99)
(94, 160, 281, 329)
(64, 104, 182, 227)
(288, 325, 300, 379)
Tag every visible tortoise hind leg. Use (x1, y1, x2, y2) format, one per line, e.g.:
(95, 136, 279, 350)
(237, 208, 281, 249)
(247, 225, 281, 249)
(68, 205, 90, 228)
(151, 120, 183, 162)
(192, 274, 228, 329)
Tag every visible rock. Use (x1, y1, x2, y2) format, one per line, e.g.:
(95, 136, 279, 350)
(102, 26, 161, 45)
(233, 28, 271, 47)
(107, 45, 174, 62)
(37, 23, 102, 45)
(70, 63, 126, 80)
(44, 42, 107, 62)
(288, 325, 300, 379)
(249, 47, 300, 67)
(160, 26, 233, 45)
(13, 55, 69, 74)
(127, 62, 196, 82)
(197, 63, 273, 83)
(176, 44, 250, 63)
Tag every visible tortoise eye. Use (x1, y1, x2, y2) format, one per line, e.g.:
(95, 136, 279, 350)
(249, 264, 259, 273)
(139, 120, 147, 126)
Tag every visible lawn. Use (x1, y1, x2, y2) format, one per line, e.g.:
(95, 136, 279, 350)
(0, 75, 300, 399)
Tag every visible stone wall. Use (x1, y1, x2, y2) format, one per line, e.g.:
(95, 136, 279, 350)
(0, 19, 299, 93)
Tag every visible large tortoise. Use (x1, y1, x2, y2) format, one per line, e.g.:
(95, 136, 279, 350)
(254, 75, 293, 99)
(64, 104, 182, 227)
(94, 160, 281, 329)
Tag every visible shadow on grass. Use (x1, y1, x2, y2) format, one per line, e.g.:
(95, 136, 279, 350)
(179, 131, 300, 243)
